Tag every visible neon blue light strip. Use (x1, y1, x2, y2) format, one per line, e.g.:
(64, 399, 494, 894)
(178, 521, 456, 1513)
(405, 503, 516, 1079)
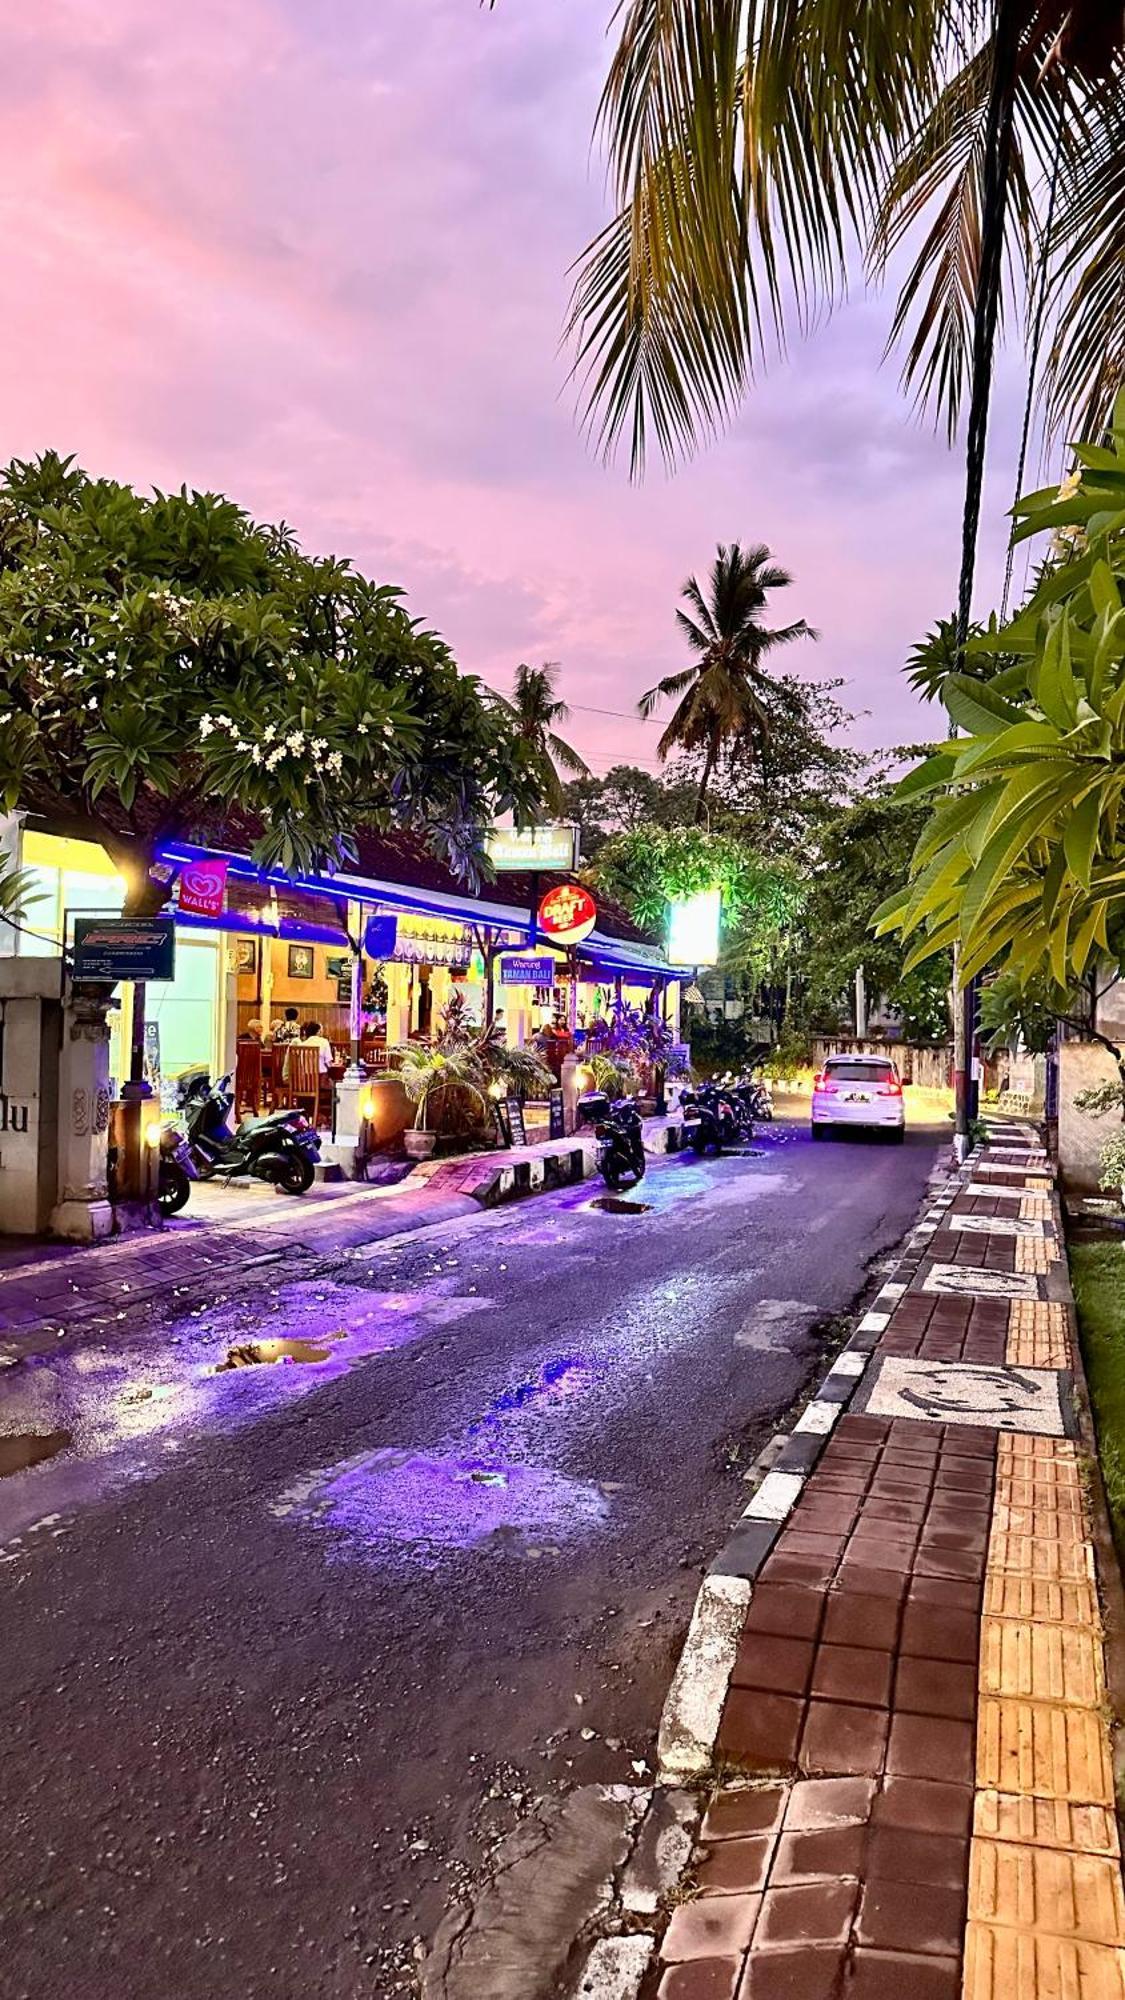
(158, 840, 677, 977)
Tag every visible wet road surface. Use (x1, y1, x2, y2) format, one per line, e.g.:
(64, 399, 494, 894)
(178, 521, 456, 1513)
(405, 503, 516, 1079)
(1, 1119, 942, 1999)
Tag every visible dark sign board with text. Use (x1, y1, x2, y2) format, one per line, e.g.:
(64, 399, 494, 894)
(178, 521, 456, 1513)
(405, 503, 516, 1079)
(73, 917, 176, 985)
(500, 954, 556, 988)
(548, 1086, 565, 1140)
(505, 1095, 527, 1149)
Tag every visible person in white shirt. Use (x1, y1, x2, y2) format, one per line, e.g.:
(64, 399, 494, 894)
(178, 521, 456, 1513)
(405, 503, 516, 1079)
(299, 1020, 334, 1073)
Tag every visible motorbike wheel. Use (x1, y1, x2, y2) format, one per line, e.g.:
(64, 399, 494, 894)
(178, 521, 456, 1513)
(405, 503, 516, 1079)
(276, 1152, 315, 1196)
(158, 1163, 191, 1216)
(691, 1127, 712, 1155)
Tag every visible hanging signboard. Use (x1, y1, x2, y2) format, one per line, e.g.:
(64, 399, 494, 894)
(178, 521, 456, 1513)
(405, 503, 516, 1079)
(73, 917, 176, 984)
(364, 913, 399, 961)
(538, 883, 596, 947)
(500, 954, 556, 988)
(487, 824, 579, 873)
(176, 856, 229, 918)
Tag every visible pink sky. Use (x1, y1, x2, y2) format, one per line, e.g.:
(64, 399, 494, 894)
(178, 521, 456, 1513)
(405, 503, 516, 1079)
(4, 0, 1044, 777)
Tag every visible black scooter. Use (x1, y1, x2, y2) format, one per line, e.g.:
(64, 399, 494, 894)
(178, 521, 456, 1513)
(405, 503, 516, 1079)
(578, 1091, 647, 1191)
(683, 1080, 739, 1153)
(180, 1073, 321, 1195)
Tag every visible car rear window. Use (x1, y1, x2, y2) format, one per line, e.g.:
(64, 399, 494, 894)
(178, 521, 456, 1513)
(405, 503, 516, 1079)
(823, 1060, 896, 1082)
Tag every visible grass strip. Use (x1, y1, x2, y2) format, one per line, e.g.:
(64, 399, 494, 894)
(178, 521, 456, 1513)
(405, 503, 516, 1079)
(1070, 1239, 1125, 1560)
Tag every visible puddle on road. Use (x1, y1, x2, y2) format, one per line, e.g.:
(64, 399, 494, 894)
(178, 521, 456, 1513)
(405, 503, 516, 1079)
(216, 1337, 338, 1370)
(0, 1431, 71, 1478)
(588, 1196, 652, 1216)
(272, 1447, 609, 1566)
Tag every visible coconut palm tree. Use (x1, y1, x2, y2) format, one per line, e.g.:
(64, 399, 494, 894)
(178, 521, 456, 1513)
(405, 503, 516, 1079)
(569, 4, 1124, 480)
(503, 661, 590, 812)
(640, 542, 816, 820)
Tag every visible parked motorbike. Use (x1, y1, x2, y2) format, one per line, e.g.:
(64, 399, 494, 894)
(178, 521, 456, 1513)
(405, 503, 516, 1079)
(578, 1090, 647, 1191)
(157, 1119, 198, 1215)
(680, 1081, 738, 1154)
(180, 1073, 321, 1195)
(105, 1116, 198, 1217)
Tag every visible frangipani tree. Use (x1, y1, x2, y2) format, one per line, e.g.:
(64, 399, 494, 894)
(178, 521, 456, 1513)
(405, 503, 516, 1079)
(875, 392, 1125, 991)
(0, 453, 544, 916)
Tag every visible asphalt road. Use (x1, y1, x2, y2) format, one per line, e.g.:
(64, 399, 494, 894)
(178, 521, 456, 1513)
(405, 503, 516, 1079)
(0, 1117, 942, 2000)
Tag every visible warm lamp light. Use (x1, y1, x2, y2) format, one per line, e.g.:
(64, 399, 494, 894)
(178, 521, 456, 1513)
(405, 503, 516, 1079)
(143, 1119, 162, 1149)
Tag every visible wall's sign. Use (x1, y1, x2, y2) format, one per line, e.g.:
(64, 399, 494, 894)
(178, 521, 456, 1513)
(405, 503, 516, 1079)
(176, 856, 229, 918)
(73, 918, 176, 984)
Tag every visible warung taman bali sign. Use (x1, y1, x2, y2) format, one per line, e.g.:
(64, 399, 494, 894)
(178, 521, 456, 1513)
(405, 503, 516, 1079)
(486, 824, 579, 873)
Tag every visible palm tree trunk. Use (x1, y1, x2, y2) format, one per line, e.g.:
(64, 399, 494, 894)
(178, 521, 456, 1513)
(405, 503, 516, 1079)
(694, 737, 719, 824)
(953, 0, 1021, 1151)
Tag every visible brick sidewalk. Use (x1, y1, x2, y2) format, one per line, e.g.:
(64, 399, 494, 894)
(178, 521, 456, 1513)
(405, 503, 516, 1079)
(620, 1123, 1125, 2000)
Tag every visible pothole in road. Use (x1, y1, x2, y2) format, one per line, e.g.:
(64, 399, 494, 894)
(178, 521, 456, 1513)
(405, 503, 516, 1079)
(588, 1196, 652, 1215)
(0, 1430, 71, 1478)
(216, 1337, 337, 1370)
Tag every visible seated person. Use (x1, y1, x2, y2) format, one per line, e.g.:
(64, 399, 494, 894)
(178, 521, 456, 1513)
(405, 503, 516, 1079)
(299, 1019, 334, 1073)
(272, 1007, 301, 1044)
(243, 1018, 265, 1044)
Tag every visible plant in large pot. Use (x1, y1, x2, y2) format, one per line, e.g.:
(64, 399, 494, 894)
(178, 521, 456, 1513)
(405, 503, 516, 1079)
(388, 1039, 488, 1159)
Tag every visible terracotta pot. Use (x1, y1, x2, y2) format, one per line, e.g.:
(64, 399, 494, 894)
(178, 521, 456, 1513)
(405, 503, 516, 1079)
(403, 1129, 438, 1161)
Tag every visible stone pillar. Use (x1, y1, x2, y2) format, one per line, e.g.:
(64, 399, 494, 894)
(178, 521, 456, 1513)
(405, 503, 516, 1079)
(0, 810, 25, 957)
(430, 967, 453, 1030)
(50, 990, 114, 1241)
(385, 962, 411, 1045)
(561, 1051, 581, 1136)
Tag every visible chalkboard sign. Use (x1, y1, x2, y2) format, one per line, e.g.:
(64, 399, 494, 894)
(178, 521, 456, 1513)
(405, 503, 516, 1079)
(493, 1099, 513, 1147)
(548, 1086, 565, 1140)
(505, 1095, 527, 1149)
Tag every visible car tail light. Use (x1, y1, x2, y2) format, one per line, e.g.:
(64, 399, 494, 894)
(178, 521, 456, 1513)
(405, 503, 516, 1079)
(877, 1081, 903, 1098)
(813, 1073, 838, 1094)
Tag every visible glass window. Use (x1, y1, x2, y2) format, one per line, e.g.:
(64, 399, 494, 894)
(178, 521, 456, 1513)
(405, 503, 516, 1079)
(825, 1060, 897, 1082)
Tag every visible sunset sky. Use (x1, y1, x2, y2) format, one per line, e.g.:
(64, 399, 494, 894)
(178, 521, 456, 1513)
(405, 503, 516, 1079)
(6, 0, 1048, 777)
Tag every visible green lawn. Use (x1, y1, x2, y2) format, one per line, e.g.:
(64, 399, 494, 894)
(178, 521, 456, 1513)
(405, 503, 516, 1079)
(1069, 1239, 1125, 1558)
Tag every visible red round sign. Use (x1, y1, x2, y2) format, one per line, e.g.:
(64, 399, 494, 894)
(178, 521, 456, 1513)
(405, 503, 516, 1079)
(538, 883, 596, 946)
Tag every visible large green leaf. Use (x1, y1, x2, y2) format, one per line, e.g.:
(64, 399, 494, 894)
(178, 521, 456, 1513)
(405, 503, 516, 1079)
(943, 673, 1023, 736)
(1062, 786, 1104, 890)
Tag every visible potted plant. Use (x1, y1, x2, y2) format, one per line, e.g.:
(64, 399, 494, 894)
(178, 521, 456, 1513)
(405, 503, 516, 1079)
(388, 1041, 488, 1159)
(1098, 1131, 1125, 1208)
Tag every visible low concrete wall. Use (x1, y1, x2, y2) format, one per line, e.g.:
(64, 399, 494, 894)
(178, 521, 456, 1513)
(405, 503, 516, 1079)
(1057, 1039, 1123, 1193)
(810, 1036, 953, 1092)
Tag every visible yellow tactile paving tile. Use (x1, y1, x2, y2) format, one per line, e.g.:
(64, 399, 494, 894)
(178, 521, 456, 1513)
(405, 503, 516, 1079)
(1020, 1196, 1054, 1221)
(1016, 1235, 1059, 1274)
(974, 1794, 1120, 1858)
(985, 1532, 1097, 1583)
(979, 1619, 1106, 1708)
(990, 1510, 1089, 1550)
(976, 1698, 1115, 1805)
(962, 1920, 1125, 1998)
(1005, 1299, 1075, 1368)
(970, 1840, 1125, 1945)
(982, 1573, 1101, 1630)
(998, 1433, 1079, 1462)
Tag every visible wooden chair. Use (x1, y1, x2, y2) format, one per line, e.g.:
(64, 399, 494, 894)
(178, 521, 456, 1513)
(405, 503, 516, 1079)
(279, 1043, 330, 1127)
(235, 1040, 263, 1116)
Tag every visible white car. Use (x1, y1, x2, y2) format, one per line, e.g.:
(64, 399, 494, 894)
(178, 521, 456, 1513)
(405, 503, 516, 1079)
(811, 1054, 905, 1143)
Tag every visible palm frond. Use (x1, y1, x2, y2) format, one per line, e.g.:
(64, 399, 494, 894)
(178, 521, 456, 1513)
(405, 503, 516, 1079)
(1043, 80, 1125, 440)
(547, 731, 590, 776)
(639, 665, 698, 716)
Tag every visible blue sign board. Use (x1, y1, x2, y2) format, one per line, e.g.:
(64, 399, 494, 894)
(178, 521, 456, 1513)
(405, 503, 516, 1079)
(73, 917, 176, 984)
(501, 954, 555, 988)
(364, 913, 399, 961)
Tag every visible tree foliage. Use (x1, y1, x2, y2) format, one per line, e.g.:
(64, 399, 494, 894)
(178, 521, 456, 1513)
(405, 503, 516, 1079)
(877, 394, 1125, 992)
(0, 452, 544, 911)
(804, 785, 953, 1041)
(498, 661, 589, 815)
(588, 823, 804, 982)
(640, 542, 816, 818)
(566, 0, 1125, 473)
